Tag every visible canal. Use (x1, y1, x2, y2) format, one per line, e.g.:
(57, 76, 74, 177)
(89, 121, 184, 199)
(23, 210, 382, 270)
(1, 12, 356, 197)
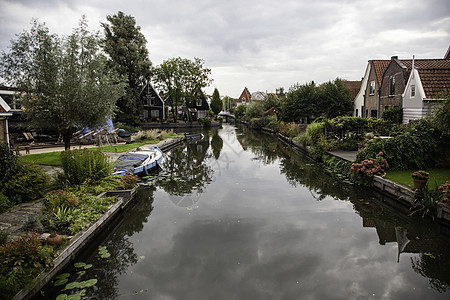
(42, 124, 450, 299)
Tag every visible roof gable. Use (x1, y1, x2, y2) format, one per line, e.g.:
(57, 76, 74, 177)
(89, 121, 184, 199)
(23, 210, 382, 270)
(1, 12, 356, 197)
(370, 60, 390, 86)
(0, 96, 11, 113)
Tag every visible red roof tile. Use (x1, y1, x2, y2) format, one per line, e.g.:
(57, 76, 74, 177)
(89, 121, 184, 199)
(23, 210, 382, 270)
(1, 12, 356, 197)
(400, 59, 450, 98)
(371, 60, 390, 86)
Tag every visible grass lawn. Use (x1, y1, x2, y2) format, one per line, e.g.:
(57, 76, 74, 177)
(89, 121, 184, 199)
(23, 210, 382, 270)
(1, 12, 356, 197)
(385, 168, 450, 189)
(20, 136, 178, 166)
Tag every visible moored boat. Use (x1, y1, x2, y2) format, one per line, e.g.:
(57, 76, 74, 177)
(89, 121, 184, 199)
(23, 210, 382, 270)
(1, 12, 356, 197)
(113, 146, 163, 176)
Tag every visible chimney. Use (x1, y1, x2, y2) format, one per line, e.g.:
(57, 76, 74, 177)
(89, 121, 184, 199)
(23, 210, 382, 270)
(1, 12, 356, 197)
(391, 56, 398, 60)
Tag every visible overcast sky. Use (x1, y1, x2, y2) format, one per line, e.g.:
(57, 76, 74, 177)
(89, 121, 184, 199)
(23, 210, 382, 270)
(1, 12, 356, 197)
(1, 0, 449, 97)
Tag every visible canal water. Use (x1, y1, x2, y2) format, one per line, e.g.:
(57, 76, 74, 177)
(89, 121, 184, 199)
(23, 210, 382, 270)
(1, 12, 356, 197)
(42, 124, 450, 299)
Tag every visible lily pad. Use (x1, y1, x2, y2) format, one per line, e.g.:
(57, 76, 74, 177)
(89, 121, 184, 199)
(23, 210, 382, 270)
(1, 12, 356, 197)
(56, 294, 68, 300)
(65, 281, 81, 290)
(84, 264, 93, 269)
(54, 278, 68, 286)
(67, 295, 81, 300)
(74, 262, 86, 268)
(77, 270, 86, 276)
(55, 273, 70, 280)
(80, 278, 98, 288)
(101, 253, 111, 258)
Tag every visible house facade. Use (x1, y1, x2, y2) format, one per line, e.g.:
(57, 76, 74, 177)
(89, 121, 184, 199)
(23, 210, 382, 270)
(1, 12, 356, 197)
(140, 82, 165, 122)
(379, 56, 410, 117)
(402, 59, 450, 123)
(188, 91, 210, 121)
(235, 87, 251, 106)
(364, 60, 390, 118)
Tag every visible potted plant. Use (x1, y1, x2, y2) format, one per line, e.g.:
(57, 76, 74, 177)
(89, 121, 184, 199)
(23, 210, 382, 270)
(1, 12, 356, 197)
(439, 181, 450, 203)
(411, 170, 429, 191)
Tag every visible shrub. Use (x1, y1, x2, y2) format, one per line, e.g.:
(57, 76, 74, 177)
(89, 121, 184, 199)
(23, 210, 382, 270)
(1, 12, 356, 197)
(0, 231, 55, 299)
(121, 173, 138, 189)
(0, 192, 12, 214)
(43, 190, 79, 211)
(0, 143, 18, 187)
(60, 149, 114, 185)
(350, 152, 389, 185)
(265, 115, 279, 131)
(249, 117, 265, 130)
(279, 121, 301, 138)
(1, 160, 50, 205)
(356, 128, 446, 170)
(304, 122, 325, 145)
(382, 106, 403, 124)
(198, 118, 212, 127)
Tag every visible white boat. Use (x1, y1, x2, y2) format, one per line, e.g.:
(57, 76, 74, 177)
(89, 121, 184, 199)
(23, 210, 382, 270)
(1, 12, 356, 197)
(113, 146, 163, 176)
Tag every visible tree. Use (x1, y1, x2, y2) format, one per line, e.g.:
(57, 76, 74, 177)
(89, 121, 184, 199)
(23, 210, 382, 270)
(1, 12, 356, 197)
(153, 57, 212, 123)
(0, 18, 125, 149)
(222, 96, 234, 112)
(318, 78, 353, 118)
(210, 88, 222, 115)
(102, 11, 152, 126)
(282, 82, 320, 123)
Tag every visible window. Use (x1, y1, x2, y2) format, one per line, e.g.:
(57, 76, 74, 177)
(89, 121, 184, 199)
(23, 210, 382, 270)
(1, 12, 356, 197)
(151, 110, 159, 117)
(411, 85, 415, 97)
(369, 81, 375, 95)
(370, 110, 378, 118)
(384, 105, 390, 111)
(242, 97, 246, 103)
(389, 75, 395, 96)
(197, 99, 202, 106)
(355, 109, 358, 117)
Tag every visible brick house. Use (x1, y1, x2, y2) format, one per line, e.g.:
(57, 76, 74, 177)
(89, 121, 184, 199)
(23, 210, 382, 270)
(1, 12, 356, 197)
(235, 87, 251, 107)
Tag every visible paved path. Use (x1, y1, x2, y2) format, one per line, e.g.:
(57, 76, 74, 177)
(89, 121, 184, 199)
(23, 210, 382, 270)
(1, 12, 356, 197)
(327, 151, 358, 162)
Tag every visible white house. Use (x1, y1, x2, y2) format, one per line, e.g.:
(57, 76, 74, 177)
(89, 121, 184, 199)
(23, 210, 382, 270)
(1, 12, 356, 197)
(353, 63, 370, 117)
(402, 59, 450, 124)
(0, 95, 13, 147)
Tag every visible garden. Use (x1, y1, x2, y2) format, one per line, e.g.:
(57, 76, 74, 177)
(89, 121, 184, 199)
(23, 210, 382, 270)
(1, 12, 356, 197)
(0, 143, 141, 299)
(238, 96, 450, 216)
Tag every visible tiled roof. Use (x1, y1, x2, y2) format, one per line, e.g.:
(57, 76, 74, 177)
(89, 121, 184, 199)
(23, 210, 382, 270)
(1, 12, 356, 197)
(342, 80, 361, 99)
(401, 59, 450, 99)
(371, 60, 390, 86)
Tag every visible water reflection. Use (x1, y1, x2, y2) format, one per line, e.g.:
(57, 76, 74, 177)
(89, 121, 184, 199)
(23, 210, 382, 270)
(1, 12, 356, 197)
(41, 125, 450, 299)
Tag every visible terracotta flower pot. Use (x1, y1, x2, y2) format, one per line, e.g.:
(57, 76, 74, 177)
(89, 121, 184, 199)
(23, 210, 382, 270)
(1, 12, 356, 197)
(46, 233, 63, 246)
(413, 178, 428, 191)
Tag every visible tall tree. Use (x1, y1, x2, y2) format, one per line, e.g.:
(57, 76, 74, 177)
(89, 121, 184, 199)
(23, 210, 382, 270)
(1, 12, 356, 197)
(102, 11, 152, 125)
(318, 78, 353, 118)
(282, 82, 320, 123)
(0, 18, 125, 149)
(153, 57, 212, 123)
(210, 88, 222, 115)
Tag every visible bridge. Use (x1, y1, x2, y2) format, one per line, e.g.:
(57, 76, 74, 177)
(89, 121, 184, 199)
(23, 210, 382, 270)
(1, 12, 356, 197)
(218, 111, 235, 122)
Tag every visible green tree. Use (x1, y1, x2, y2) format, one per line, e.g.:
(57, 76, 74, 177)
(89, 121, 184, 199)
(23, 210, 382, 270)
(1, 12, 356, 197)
(282, 82, 319, 123)
(0, 18, 125, 149)
(318, 78, 353, 118)
(153, 57, 212, 123)
(430, 92, 450, 135)
(102, 11, 152, 126)
(222, 96, 234, 112)
(210, 88, 222, 115)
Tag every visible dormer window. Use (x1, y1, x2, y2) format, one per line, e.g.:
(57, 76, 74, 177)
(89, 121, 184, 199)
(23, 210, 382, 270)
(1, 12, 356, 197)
(389, 75, 395, 96)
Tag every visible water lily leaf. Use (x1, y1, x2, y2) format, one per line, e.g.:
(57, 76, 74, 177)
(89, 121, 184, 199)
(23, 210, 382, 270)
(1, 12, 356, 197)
(65, 282, 81, 290)
(67, 295, 81, 300)
(74, 262, 86, 268)
(84, 264, 93, 269)
(55, 273, 70, 280)
(80, 279, 98, 288)
(101, 253, 111, 258)
(54, 279, 68, 286)
(56, 294, 68, 300)
(77, 270, 86, 276)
